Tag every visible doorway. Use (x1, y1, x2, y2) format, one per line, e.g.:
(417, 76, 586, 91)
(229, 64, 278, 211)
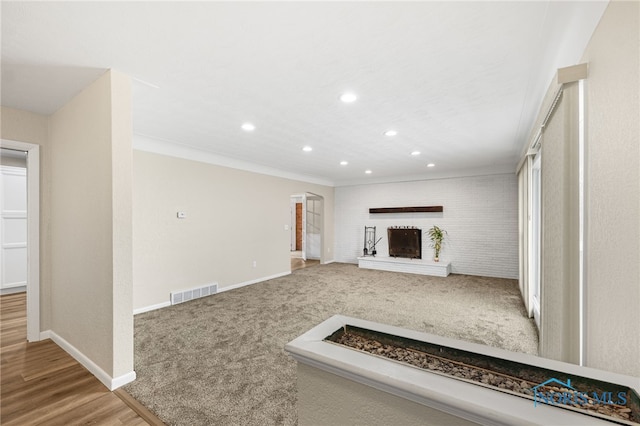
(290, 192, 324, 270)
(1, 161, 27, 294)
(0, 140, 40, 342)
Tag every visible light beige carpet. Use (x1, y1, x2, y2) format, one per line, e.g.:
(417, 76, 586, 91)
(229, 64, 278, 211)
(125, 263, 538, 426)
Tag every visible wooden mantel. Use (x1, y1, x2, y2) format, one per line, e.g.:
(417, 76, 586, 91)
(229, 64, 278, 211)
(369, 206, 443, 214)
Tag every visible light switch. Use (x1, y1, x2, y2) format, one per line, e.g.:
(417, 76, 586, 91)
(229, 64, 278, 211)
(177, 211, 186, 219)
(284, 224, 289, 231)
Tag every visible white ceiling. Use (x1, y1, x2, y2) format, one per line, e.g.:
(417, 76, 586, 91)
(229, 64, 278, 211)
(1, 1, 608, 186)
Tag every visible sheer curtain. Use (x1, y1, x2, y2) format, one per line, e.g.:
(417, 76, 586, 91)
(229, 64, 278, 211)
(517, 156, 531, 317)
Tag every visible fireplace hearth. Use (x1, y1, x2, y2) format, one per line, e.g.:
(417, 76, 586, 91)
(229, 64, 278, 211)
(387, 227, 421, 259)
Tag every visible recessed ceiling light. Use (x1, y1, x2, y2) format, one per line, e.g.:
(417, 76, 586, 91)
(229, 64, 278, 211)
(427, 163, 435, 167)
(365, 170, 372, 174)
(384, 130, 397, 137)
(241, 122, 255, 132)
(411, 151, 421, 156)
(303, 146, 313, 152)
(340, 161, 348, 166)
(340, 92, 357, 103)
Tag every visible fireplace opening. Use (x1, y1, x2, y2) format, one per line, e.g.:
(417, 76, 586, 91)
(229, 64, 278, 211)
(387, 227, 421, 259)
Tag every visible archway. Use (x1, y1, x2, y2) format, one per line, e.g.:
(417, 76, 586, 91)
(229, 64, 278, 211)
(289, 192, 324, 269)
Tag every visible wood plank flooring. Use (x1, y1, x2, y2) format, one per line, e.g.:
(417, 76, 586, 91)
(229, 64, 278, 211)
(0, 292, 164, 425)
(290, 252, 320, 271)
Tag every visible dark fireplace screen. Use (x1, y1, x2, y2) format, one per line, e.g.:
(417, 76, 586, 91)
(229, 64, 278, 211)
(387, 227, 421, 259)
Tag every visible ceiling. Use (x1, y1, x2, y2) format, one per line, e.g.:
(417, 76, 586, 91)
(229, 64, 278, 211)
(1, 1, 608, 186)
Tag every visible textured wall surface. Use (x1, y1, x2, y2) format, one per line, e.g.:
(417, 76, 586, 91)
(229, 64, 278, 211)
(334, 174, 518, 279)
(132, 150, 335, 311)
(580, 0, 640, 377)
(297, 364, 478, 426)
(48, 70, 133, 378)
(539, 86, 581, 365)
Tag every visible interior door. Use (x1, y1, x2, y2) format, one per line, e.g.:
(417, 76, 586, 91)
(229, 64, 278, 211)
(1, 166, 28, 291)
(301, 195, 307, 261)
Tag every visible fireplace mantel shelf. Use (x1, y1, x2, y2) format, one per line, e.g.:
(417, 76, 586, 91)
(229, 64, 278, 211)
(369, 206, 443, 214)
(358, 256, 451, 277)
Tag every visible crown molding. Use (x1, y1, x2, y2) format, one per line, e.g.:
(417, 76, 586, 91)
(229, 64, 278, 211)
(133, 134, 336, 187)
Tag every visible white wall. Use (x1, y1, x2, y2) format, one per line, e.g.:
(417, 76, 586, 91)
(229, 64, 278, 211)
(48, 70, 133, 381)
(334, 174, 518, 279)
(1, 72, 134, 386)
(580, 0, 639, 377)
(132, 150, 334, 312)
(518, 0, 639, 377)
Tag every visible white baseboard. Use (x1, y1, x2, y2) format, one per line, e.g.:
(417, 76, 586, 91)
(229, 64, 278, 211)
(133, 301, 171, 315)
(39, 329, 136, 390)
(217, 271, 291, 293)
(111, 370, 137, 389)
(133, 272, 291, 315)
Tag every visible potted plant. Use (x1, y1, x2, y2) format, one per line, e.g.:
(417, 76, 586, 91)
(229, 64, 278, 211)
(426, 225, 447, 262)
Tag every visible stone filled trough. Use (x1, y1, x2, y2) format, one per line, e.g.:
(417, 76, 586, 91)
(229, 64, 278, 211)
(324, 325, 640, 425)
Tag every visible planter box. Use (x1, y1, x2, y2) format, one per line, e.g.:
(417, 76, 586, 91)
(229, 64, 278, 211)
(285, 315, 640, 426)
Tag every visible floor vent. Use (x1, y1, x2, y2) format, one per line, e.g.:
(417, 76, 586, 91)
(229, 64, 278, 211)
(170, 283, 218, 305)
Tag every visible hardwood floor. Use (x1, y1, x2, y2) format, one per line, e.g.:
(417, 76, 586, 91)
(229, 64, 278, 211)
(291, 251, 320, 272)
(291, 254, 320, 271)
(0, 292, 164, 425)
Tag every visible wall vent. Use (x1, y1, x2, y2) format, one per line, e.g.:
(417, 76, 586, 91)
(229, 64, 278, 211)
(170, 283, 218, 305)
